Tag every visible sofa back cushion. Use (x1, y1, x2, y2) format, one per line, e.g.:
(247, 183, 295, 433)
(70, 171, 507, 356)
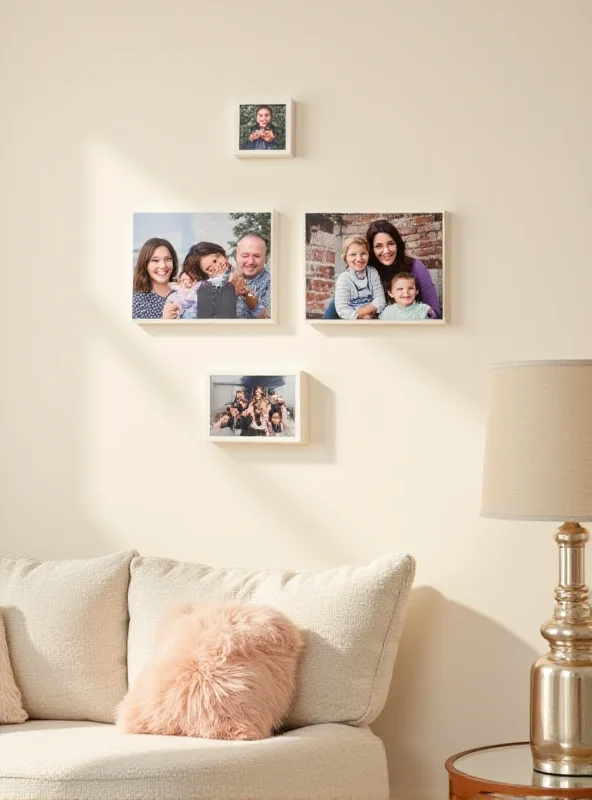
(0, 551, 137, 723)
(127, 553, 415, 728)
(0, 612, 27, 724)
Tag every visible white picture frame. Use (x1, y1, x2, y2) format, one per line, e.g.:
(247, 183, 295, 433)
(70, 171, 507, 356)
(304, 211, 448, 325)
(206, 372, 308, 444)
(132, 210, 278, 324)
(234, 100, 294, 159)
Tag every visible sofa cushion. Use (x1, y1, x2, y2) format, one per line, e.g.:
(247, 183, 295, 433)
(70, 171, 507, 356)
(127, 553, 415, 728)
(0, 551, 137, 723)
(0, 613, 27, 724)
(0, 719, 389, 800)
(118, 603, 303, 739)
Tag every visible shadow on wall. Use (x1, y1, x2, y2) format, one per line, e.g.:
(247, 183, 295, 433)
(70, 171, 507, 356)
(371, 586, 539, 800)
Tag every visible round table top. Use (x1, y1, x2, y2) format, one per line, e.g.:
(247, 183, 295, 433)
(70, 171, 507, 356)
(446, 742, 592, 798)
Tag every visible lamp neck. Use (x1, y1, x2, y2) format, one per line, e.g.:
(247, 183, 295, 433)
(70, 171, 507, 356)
(541, 522, 592, 660)
(554, 522, 590, 622)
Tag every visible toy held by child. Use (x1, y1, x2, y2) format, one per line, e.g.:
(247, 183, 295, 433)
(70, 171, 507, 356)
(334, 236, 386, 320)
(379, 272, 437, 320)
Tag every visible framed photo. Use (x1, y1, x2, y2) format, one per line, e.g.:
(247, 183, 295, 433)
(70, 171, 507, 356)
(132, 211, 276, 323)
(305, 212, 446, 324)
(206, 372, 308, 444)
(235, 101, 294, 158)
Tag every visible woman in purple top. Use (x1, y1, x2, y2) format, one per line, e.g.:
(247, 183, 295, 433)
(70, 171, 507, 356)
(366, 220, 441, 318)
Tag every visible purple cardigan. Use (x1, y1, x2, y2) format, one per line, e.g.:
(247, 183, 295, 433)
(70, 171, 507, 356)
(408, 258, 441, 318)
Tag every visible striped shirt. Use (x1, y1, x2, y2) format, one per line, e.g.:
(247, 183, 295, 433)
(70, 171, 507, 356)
(334, 267, 386, 320)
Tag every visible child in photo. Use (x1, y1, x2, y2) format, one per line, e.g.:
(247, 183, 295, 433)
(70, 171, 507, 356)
(269, 393, 288, 423)
(165, 242, 252, 320)
(250, 385, 269, 410)
(268, 409, 286, 436)
(233, 389, 249, 413)
(166, 270, 199, 319)
(379, 272, 437, 321)
(334, 236, 386, 320)
(246, 106, 277, 150)
(190, 242, 236, 319)
(247, 400, 269, 436)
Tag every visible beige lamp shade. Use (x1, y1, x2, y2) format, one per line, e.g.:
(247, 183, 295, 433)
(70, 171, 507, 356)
(481, 360, 592, 521)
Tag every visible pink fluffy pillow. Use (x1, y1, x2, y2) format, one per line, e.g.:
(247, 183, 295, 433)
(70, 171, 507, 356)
(117, 603, 302, 740)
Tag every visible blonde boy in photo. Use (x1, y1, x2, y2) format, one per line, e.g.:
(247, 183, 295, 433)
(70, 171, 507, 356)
(334, 236, 386, 320)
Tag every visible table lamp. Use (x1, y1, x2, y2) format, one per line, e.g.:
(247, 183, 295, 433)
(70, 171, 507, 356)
(481, 360, 592, 776)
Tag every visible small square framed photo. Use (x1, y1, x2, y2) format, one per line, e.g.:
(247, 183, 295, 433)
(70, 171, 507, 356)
(206, 372, 308, 444)
(235, 101, 294, 158)
(132, 211, 277, 323)
(305, 212, 447, 324)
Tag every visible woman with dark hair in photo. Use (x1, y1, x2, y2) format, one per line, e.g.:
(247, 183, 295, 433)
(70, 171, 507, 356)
(366, 219, 441, 318)
(132, 238, 179, 319)
(250, 385, 267, 407)
(322, 219, 441, 320)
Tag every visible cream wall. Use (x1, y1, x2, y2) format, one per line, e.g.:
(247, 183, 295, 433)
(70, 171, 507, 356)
(1, 1, 591, 798)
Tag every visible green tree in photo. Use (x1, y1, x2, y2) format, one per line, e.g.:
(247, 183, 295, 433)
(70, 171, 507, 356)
(239, 104, 286, 151)
(228, 213, 272, 262)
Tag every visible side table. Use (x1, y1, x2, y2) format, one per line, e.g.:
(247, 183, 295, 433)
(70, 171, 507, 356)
(445, 742, 592, 799)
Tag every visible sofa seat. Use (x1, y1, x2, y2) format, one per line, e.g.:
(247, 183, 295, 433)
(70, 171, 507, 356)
(0, 720, 389, 800)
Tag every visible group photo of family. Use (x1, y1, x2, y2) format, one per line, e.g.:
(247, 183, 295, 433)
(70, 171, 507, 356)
(132, 212, 273, 321)
(235, 102, 293, 158)
(208, 375, 299, 440)
(305, 212, 445, 322)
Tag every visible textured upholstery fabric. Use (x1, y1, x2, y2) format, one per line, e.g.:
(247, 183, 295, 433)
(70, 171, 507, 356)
(0, 613, 27, 724)
(127, 553, 415, 728)
(0, 551, 137, 722)
(0, 720, 388, 800)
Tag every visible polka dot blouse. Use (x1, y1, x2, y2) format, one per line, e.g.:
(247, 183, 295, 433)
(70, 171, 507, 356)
(132, 291, 170, 319)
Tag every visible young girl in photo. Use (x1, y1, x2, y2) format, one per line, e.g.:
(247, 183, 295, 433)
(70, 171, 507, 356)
(379, 272, 437, 321)
(232, 389, 249, 413)
(247, 400, 269, 436)
(268, 409, 286, 436)
(164, 242, 251, 320)
(334, 236, 386, 320)
(246, 106, 277, 150)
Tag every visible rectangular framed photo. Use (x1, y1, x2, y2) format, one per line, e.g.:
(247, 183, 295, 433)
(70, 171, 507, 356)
(235, 100, 294, 158)
(206, 372, 308, 444)
(132, 211, 277, 323)
(305, 212, 447, 324)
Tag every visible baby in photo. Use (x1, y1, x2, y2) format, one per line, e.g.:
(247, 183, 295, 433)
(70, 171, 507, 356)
(334, 236, 386, 320)
(379, 272, 437, 320)
(166, 270, 199, 319)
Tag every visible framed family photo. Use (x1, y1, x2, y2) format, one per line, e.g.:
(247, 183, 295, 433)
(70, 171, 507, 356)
(234, 100, 294, 158)
(132, 211, 276, 323)
(305, 212, 446, 324)
(206, 372, 307, 444)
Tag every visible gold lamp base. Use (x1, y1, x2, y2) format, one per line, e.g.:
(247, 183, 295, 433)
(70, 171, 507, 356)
(531, 522, 592, 776)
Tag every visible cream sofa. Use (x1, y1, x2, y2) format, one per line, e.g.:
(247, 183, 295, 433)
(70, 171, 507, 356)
(0, 550, 415, 800)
